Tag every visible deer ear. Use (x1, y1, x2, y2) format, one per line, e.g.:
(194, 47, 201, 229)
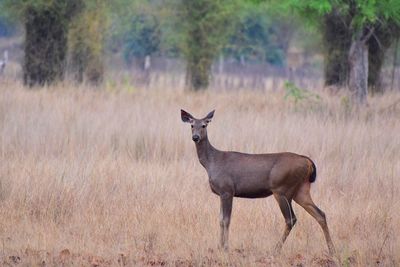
(181, 109, 194, 123)
(204, 110, 215, 123)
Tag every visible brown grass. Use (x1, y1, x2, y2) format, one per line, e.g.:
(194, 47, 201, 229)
(0, 81, 399, 266)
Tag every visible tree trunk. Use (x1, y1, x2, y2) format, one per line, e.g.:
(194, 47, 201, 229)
(367, 39, 385, 93)
(185, 58, 212, 91)
(367, 22, 400, 93)
(181, 0, 232, 91)
(218, 54, 224, 74)
(70, 37, 104, 85)
(68, 4, 104, 86)
(23, 8, 68, 87)
(322, 8, 399, 92)
(390, 38, 399, 91)
(70, 32, 87, 83)
(322, 12, 352, 87)
(348, 37, 369, 105)
(85, 55, 103, 85)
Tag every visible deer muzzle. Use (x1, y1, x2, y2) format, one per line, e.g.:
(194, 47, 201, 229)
(192, 135, 200, 143)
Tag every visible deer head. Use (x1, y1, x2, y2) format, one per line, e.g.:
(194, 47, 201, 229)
(181, 109, 215, 143)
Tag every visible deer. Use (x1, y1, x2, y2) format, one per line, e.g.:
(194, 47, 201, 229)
(181, 109, 335, 255)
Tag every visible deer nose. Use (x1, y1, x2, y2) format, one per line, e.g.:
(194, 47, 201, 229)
(192, 135, 200, 142)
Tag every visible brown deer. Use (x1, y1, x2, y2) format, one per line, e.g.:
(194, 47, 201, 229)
(181, 109, 335, 255)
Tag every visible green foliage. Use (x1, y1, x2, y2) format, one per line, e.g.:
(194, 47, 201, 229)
(0, 0, 83, 22)
(179, 0, 238, 90)
(106, 0, 181, 58)
(224, 3, 286, 66)
(262, 0, 400, 46)
(272, 0, 400, 32)
(123, 14, 161, 64)
(284, 81, 320, 104)
(108, 0, 297, 70)
(69, 0, 109, 84)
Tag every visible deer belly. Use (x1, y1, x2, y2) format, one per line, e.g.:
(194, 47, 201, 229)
(233, 177, 272, 198)
(208, 175, 272, 198)
(234, 189, 273, 198)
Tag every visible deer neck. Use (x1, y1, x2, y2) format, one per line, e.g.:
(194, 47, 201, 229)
(195, 136, 216, 169)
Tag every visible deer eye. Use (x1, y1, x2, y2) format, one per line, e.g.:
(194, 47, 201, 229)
(202, 125, 206, 128)
(191, 125, 193, 128)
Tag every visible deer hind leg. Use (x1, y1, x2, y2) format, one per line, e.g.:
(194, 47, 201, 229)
(273, 193, 297, 253)
(219, 193, 233, 251)
(293, 182, 336, 255)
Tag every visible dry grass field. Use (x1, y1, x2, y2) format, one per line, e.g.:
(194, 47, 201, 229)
(0, 81, 399, 266)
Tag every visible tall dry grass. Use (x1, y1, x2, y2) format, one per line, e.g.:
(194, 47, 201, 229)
(0, 81, 399, 266)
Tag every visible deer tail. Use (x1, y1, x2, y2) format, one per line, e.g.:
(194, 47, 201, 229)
(309, 159, 317, 183)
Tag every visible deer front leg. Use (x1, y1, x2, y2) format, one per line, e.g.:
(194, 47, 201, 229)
(219, 193, 233, 251)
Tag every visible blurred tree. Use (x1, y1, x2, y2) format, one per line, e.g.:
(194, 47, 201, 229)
(179, 0, 237, 90)
(0, 13, 17, 37)
(1, 0, 83, 87)
(224, 4, 287, 66)
(343, 1, 400, 103)
(322, 8, 400, 93)
(322, 10, 352, 87)
(269, 0, 400, 104)
(108, 0, 173, 86)
(367, 21, 400, 93)
(108, 0, 293, 88)
(69, 0, 108, 85)
(123, 14, 160, 68)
